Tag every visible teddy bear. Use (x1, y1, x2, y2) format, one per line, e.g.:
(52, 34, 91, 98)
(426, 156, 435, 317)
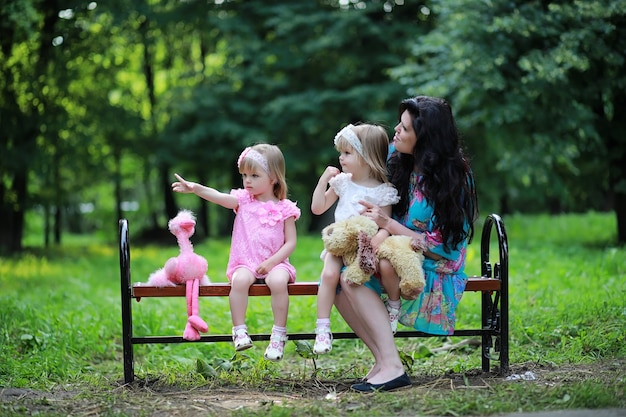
(321, 215, 426, 299)
(322, 215, 380, 286)
(138, 209, 211, 341)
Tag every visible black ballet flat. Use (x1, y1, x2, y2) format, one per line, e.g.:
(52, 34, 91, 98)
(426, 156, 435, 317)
(350, 372, 411, 393)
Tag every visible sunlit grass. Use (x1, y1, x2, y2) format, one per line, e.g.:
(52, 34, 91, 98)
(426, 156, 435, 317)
(1, 211, 625, 414)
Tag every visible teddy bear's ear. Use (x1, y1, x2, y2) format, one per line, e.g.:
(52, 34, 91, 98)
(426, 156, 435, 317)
(357, 232, 376, 275)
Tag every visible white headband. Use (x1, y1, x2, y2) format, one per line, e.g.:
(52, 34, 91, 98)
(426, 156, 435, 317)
(334, 124, 364, 157)
(237, 147, 270, 174)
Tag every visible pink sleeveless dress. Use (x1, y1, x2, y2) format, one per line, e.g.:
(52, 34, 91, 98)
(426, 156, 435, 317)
(226, 189, 301, 282)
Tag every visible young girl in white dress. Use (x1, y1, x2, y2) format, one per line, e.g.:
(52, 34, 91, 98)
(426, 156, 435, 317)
(311, 123, 400, 354)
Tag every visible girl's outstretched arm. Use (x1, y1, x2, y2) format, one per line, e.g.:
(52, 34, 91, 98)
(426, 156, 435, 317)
(172, 173, 238, 210)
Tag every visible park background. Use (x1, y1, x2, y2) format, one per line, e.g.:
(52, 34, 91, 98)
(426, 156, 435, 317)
(2, 1, 626, 416)
(2, 0, 625, 253)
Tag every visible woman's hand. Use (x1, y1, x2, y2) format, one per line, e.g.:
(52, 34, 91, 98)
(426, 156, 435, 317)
(172, 173, 195, 194)
(360, 200, 391, 230)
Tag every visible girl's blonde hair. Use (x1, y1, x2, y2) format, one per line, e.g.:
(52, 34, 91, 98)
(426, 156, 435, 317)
(238, 143, 288, 200)
(335, 123, 389, 184)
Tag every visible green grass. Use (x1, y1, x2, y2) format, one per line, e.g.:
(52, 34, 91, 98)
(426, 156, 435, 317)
(1, 211, 625, 416)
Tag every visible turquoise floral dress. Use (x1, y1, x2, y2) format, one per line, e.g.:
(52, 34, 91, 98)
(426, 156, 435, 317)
(396, 171, 469, 335)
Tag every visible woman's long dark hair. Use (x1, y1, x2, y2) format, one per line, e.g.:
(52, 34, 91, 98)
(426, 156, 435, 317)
(388, 96, 478, 251)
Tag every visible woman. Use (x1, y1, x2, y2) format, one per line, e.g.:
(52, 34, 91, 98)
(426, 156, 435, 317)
(335, 96, 479, 392)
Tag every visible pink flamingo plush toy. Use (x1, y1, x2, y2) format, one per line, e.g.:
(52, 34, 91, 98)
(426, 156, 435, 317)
(142, 209, 210, 341)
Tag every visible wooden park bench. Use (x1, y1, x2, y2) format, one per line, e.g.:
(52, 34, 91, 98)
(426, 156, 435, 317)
(119, 213, 509, 384)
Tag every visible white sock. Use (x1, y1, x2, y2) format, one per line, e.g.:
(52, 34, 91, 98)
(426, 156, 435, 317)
(272, 325, 287, 337)
(316, 318, 331, 331)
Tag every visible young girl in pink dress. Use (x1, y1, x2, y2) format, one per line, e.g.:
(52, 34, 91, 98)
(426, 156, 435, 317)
(172, 144, 300, 361)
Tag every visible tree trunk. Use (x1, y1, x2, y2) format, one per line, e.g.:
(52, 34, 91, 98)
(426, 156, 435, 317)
(0, 0, 60, 253)
(608, 92, 626, 244)
(44, 205, 51, 247)
(162, 165, 177, 220)
(615, 192, 626, 245)
(114, 149, 123, 222)
(198, 199, 209, 238)
(54, 205, 62, 245)
(11, 173, 27, 253)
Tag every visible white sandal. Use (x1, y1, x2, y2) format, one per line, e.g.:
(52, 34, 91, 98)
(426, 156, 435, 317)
(264, 333, 288, 361)
(232, 328, 253, 351)
(313, 328, 333, 355)
(386, 303, 400, 334)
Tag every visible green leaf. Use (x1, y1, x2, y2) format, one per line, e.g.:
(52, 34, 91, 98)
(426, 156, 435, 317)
(399, 350, 415, 371)
(293, 340, 317, 360)
(196, 358, 217, 379)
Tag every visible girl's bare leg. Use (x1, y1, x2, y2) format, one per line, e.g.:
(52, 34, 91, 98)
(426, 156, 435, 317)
(379, 259, 402, 333)
(380, 260, 401, 302)
(265, 269, 291, 327)
(264, 270, 291, 361)
(317, 253, 343, 319)
(229, 269, 255, 326)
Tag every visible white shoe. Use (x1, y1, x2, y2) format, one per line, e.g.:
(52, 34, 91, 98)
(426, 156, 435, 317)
(232, 328, 253, 351)
(313, 328, 333, 355)
(264, 333, 288, 361)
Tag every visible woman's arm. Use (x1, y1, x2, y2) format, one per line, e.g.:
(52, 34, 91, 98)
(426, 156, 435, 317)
(360, 200, 444, 261)
(370, 204, 393, 250)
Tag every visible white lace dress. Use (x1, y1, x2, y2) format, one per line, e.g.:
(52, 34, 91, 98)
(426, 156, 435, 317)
(330, 172, 400, 221)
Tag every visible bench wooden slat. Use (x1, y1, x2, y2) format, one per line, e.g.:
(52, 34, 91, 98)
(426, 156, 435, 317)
(132, 282, 316, 297)
(131, 276, 500, 298)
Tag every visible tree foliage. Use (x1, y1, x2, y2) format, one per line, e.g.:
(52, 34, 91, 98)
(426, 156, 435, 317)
(390, 0, 626, 241)
(1, 0, 625, 253)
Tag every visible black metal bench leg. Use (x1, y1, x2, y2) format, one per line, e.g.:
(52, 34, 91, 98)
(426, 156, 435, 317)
(479, 213, 511, 375)
(499, 263, 510, 376)
(481, 291, 491, 372)
(119, 219, 135, 384)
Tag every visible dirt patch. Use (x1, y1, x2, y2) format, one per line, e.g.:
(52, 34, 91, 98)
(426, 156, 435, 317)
(1, 360, 624, 416)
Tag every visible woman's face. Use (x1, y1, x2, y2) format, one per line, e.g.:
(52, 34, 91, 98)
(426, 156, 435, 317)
(393, 110, 417, 155)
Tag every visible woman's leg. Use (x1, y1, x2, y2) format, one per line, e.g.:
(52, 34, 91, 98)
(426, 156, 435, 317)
(334, 277, 405, 384)
(334, 286, 380, 379)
